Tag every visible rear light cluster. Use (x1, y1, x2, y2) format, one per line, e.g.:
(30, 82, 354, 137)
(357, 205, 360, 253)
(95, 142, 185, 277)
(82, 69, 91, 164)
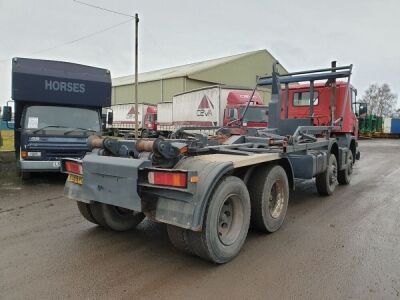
(148, 171, 187, 188)
(65, 161, 83, 175)
(148, 171, 198, 188)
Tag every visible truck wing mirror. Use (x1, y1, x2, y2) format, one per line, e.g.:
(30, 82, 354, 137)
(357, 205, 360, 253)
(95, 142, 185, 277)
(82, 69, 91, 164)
(2, 106, 12, 122)
(107, 111, 113, 125)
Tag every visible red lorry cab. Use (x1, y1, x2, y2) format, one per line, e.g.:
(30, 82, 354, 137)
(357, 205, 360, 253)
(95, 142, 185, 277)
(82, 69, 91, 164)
(223, 91, 268, 128)
(282, 82, 358, 136)
(144, 106, 157, 131)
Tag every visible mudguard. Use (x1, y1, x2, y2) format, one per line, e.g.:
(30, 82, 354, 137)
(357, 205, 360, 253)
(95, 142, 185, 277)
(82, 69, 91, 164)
(154, 157, 233, 231)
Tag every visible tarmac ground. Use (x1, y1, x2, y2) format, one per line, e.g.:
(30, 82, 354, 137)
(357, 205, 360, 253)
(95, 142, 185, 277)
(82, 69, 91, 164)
(1, 139, 399, 299)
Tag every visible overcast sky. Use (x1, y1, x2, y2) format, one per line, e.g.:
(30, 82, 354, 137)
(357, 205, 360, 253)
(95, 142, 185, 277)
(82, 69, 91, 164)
(1, 0, 399, 108)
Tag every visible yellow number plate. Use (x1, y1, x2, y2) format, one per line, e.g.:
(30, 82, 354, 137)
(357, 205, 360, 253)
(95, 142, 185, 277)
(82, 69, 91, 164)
(67, 174, 83, 185)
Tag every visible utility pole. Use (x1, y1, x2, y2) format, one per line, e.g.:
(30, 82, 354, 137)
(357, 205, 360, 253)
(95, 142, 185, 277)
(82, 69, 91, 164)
(134, 13, 139, 138)
(72, 1, 139, 137)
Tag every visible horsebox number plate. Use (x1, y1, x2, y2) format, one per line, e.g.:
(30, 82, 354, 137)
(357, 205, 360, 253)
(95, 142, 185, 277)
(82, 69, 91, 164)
(67, 174, 83, 185)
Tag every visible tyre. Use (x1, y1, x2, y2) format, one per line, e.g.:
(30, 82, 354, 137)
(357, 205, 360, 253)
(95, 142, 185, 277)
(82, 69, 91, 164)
(20, 171, 31, 180)
(90, 203, 145, 231)
(248, 165, 289, 233)
(167, 225, 195, 255)
(76, 201, 98, 225)
(338, 151, 353, 185)
(316, 154, 338, 196)
(21, 172, 32, 180)
(186, 176, 251, 264)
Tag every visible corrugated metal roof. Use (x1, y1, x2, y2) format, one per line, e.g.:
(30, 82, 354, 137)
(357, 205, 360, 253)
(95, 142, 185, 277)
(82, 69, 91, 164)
(112, 50, 267, 87)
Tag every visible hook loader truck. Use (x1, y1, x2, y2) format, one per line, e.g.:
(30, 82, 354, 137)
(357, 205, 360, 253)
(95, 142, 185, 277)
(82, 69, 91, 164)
(62, 62, 359, 264)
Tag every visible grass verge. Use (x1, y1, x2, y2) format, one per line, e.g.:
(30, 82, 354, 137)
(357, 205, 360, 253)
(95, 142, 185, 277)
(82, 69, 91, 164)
(0, 130, 14, 152)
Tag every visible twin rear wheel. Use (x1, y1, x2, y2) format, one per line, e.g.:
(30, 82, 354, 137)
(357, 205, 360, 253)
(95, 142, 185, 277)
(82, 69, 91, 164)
(168, 176, 251, 264)
(168, 166, 290, 264)
(316, 152, 353, 196)
(77, 202, 144, 231)
(76, 153, 353, 263)
(167, 153, 353, 262)
(316, 154, 338, 196)
(248, 165, 290, 233)
(338, 151, 353, 185)
(76, 168, 288, 264)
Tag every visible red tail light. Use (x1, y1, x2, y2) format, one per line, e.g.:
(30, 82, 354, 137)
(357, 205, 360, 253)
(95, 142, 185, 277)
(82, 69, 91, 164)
(65, 161, 83, 175)
(148, 171, 187, 188)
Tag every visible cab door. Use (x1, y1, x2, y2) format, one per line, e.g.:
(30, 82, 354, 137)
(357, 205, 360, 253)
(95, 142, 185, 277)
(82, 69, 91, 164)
(223, 107, 238, 126)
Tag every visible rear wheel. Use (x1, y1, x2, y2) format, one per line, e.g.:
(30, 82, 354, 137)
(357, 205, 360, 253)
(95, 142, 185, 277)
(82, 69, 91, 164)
(167, 225, 195, 255)
(19, 171, 31, 180)
(76, 201, 98, 224)
(338, 151, 353, 185)
(316, 154, 338, 196)
(186, 176, 250, 264)
(248, 165, 289, 233)
(90, 203, 145, 231)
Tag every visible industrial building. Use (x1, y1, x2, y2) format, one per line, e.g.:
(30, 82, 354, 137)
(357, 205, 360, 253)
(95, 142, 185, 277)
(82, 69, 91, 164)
(111, 49, 287, 105)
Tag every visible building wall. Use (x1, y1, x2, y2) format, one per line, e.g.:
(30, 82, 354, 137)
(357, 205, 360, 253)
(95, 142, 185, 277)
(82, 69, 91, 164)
(113, 78, 189, 105)
(112, 77, 220, 105)
(256, 87, 272, 104)
(161, 77, 185, 103)
(112, 77, 273, 105)
(112, 81, 160, 104)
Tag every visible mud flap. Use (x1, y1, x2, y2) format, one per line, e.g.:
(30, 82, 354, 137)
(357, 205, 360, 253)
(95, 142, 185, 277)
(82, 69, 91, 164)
(64, 155, 151, 212)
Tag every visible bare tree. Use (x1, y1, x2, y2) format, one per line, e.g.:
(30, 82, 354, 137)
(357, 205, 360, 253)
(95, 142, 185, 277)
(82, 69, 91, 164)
(361, 83, 398, 117)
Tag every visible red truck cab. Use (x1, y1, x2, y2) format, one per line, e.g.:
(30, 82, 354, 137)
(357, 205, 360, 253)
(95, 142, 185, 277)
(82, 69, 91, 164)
(282, 82, 358, 136)
(143, 105, 157, 137)
(223, 91, 268, 129)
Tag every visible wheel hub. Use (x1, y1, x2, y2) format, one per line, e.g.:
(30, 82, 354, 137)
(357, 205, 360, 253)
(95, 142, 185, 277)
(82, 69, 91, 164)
(348, 154, 354, 176)
(217, 195, 243, 246)
(329, 162, 338, 186)
(269, 180, 285, 219)
(348, 162, 353, 175)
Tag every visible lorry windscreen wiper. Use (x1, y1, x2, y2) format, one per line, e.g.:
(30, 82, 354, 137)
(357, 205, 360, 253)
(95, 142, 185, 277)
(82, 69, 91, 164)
(63, 128, 97, 135)
(32, 125, 69, 133)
